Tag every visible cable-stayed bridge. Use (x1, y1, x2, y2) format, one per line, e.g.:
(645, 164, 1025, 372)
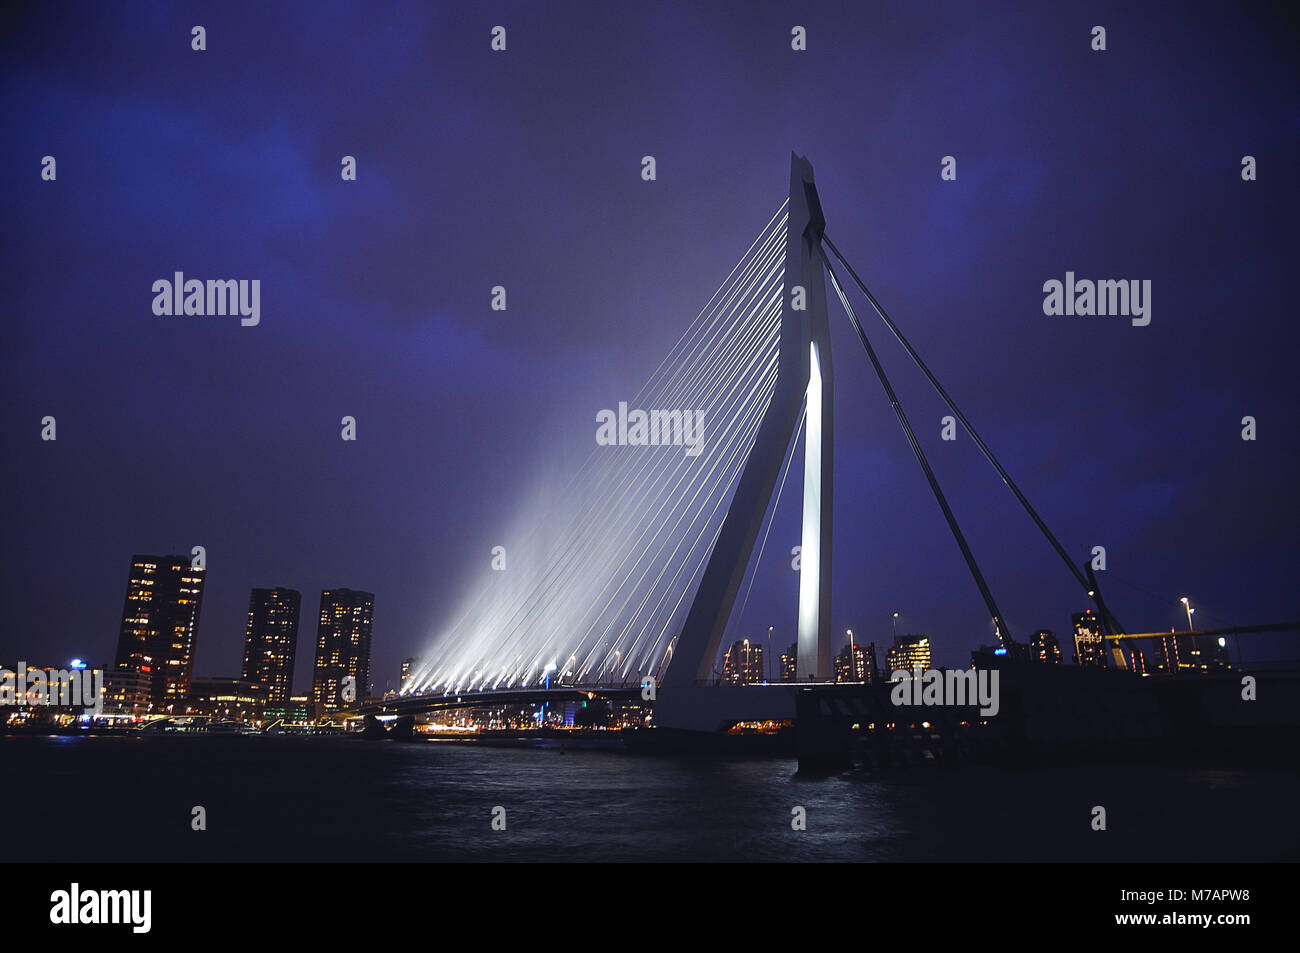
(409, 198, 790, 702)
(388, 155, 1179, 732)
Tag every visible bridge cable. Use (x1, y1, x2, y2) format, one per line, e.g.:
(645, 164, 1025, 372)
(822, 235, 1124, 636)
(552, 269, 784, 679)
(497, 260, 779, 683)
(822, 249, 1014, 648)
(462, 228, 774, 676)
(415, 209, 791, 693)
(411, 219, 785, 693)
(427, 219, 787, 692)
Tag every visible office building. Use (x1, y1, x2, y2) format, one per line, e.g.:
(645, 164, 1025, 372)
(265, 694, 315, 726)
(887, 634, 932, 674)
(187, 677, 267, 722)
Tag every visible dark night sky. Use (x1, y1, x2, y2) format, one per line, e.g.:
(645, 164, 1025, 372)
(2, 1, 1297, 692)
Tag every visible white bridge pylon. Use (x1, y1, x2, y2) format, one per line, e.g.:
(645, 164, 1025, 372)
(411, 156, 832, 721)
(657, 153, 834, 727)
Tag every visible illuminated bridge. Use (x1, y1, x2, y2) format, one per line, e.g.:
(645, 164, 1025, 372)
(362, 685, 641, 718)
(399, 154, 1286, 736)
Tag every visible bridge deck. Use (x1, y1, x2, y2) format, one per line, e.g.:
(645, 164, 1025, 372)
(361, 686, 643, 716)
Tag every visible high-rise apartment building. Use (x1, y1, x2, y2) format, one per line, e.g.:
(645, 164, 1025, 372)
(242, 587, 302, 704)
(720, 638, 764, 685)
(1072, 610, 1107, 668)
(834, 641, 876, 683)
(112, 555, 206, 709)
(311, 589, 375, 715)
(779, 643, 797, 682)
(1029, 629, 1063, 665)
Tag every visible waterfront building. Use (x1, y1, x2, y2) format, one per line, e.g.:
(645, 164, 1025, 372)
(242, 587, 301, 704)
(311, 589, 375, 715)
(187, 677, 267, 722)
(111, 555, 206, 709)
(265, 694, 315, 726)
(103, 666, 152, 715)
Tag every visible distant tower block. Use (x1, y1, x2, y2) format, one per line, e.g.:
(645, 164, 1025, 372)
(242, 587, 302, 704)
(112, 555, 207, 708)
(311, 588, 375, 715)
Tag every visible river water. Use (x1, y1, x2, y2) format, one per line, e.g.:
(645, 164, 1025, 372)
(6, 735, 1296, 862)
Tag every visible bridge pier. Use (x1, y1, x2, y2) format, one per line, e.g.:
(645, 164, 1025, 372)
(360, 713, 416, 740)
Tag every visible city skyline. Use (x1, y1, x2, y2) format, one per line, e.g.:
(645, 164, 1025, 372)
(3, 1, 1297, 695)
(2, 0, 1297, 905)
(87, 553, 380, 713)
(24, 543, 1252, 707)
(38, 544, 1262, 697)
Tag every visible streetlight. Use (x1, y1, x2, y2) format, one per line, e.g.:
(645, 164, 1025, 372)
(891, 611, 899, 642)
(848, 628, 866, 680)
(766, 626, 774, 683)
(1179, 597, 1199, 672)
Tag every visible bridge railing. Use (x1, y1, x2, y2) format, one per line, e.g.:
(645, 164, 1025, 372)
(1104, 625, 1300, 677)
